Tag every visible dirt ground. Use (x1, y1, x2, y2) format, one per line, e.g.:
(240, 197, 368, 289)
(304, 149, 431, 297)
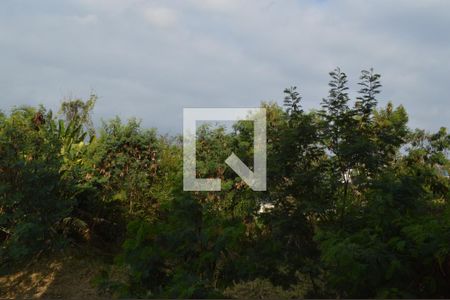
(0, 249, 112, 299)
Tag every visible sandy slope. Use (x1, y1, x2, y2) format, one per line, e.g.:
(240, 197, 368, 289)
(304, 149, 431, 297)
(0, 250, 111, 299)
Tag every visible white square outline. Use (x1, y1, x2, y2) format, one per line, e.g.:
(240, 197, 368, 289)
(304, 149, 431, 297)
(183, 108, 266, 191)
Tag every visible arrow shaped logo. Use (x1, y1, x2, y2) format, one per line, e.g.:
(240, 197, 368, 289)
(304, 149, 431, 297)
(183, 108, 266, 191)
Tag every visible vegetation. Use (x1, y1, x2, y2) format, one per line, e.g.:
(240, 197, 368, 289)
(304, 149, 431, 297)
(0, 68, 449, 298)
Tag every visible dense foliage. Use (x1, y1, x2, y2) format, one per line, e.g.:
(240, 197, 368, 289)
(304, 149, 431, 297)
(0, 69, 449, 298)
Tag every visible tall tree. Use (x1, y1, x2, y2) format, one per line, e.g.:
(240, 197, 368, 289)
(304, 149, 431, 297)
(59, 94, 97, 137)
(355, 68, 382, 122)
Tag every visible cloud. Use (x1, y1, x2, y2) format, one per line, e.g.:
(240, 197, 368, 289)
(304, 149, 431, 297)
(142, 6, 177, 28)
(75, 0, 142, 15)
(0, 0, 448, 133)
(70, 14, 98, 25)
(188, 0, 240, 13)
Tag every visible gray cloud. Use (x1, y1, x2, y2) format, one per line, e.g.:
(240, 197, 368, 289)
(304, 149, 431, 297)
(0, 0, 448, 133)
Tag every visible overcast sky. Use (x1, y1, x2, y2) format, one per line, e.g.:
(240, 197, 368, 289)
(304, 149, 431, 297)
(0, 0, 449, 133)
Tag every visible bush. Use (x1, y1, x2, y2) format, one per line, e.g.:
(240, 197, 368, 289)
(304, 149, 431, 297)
(0, 107, 74, 265)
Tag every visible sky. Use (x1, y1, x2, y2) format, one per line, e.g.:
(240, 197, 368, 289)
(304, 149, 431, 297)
(0, 0, 449, 133)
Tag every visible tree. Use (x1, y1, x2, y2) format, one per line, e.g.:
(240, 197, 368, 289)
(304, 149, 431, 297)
(355, 68, 382, 122)
(0, 106, 75, 265)
(59, 94, 97, 137)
